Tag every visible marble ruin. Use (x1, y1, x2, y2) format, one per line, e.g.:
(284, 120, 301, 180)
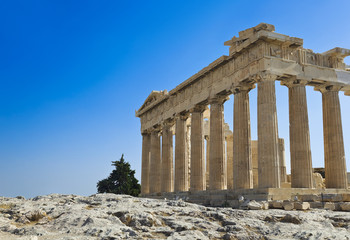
(136, 23, 350, 205)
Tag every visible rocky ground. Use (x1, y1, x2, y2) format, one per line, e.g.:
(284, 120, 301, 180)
(1, 194, 350, 239)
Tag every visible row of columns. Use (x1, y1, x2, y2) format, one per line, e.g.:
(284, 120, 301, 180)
(141, 75, 348, 194)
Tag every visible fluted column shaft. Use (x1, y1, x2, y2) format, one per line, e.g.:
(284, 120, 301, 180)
(209, 97, 226, 190)
(175, 114, 189, 192)
(161, 121, 174, 192)
(141, 132, 151, 194)
(190, 106, 206, 191)
(321, 87, 347, 189)
(226, 135, 234, 189)
(257, 76, 280, 188)
(286, 82, 313, 188)
(149, 129, 161, 193)
(278, 138, 287, 183)
(205, 136, 210, 189)
(233, 87, 253, 189)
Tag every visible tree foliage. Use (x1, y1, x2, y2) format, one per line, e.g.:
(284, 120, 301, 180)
(97, 154, 141, 197)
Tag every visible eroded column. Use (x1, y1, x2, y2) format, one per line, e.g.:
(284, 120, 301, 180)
(278, 138, 287, 183)
(205, 135, 210, 189)
(209, 96, 226, 190)
(190, 105, 206, 191)
(141, 132, 151, 195)
(257, 74, 280, 188)
(233, 84, 254, 189)
(321, 86, 347, 189)
(161, 120, 174, 192)
(175, 113, 189, 192)
(284, 80, 313, 188)
(226, 134, 233, 189)
(149, 128, 161, 193)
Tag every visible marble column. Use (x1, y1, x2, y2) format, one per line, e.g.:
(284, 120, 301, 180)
(149, 129, 161, 193)
(257, 74, 280, 188)
(233, 85, 254, 189)
(175, 113, 189, 192)
(205, 135, 210, 189)
(226, 134, 234, 189)
(141, 132, 151, 195)
(284, 80, 313, 188)
(190, 105, 206, 191)
(321, 86, 347, 189)
(278, 138, 287, 183)
(209, 96, 226, 190)
(161, 120, 174, 192)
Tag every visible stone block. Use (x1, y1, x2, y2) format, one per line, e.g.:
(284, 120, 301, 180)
(283, 201, 294, 211)
(309, 202, 323, 209)
(299, 194, 321, 202)
(294, 202, 310, 210)
(341, 194, 350, 202)
(321, 194, 342, 202)
(324, 202, 335, 210)
(247, 200, 262, 210)
(340, 202, 350, 211)
(261, 201, 269, 210)
(281, 182, 291, 188)
(270, 200, 283, 209)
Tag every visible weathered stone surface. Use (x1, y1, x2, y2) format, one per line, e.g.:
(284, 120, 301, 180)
(324, 202, 336, 211)
(283, 201, 294, 211)
(2, 194, 350, 239)
(294, 202, 310, 210)
(340, 202, 350, 211)
(270, 200, 283, 209)
(247, 200, 262, 210)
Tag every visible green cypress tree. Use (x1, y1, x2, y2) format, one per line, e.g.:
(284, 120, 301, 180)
(97, 154, 141, 196)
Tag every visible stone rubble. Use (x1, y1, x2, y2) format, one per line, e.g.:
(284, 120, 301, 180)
(1, 193, 350, 239)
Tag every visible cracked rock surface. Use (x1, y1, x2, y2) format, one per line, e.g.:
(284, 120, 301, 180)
(1, 193, 350, 239)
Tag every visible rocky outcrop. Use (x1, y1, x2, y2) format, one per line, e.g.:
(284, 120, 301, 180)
(1, 193, 350, 239)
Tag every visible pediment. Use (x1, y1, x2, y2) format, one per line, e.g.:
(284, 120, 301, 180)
(137, 90, 168, 113)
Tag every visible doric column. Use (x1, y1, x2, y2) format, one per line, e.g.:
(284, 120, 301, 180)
(209, 96, 227, 190)
(282, 80, 313, 188)
(278, 138, 287, 183)
(149, 128, 161, 193)
(226, 134, 234, 189)
(141, 131, 151, 195)
(205, 135, 210, 189)
(175, 112, 190, 192)
(161, 119, 175, 192)
(190, 105, 207, 191)
(320, 85, 347, 189)
(257, 73, 280, 188)
(232, 84, 254, 189)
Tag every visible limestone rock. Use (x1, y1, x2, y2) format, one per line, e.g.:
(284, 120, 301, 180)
(1, 194, 350, 239)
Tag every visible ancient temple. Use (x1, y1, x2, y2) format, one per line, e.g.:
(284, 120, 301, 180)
(135, 23, 350, 206)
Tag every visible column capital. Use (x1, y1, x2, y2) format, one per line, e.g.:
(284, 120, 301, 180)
(251, 72, 278, 83)
(175, 111, 190, 121)
(232, 82, 255, 94)
(190, 104, 208, 113)
(280, 77, 308, 88)
(315, 84, 343, 93)
(151, 124, 161, 133)
(162, 118, 175, 128)
(141, 130, 151, 135)
(208, 95, 229, 105)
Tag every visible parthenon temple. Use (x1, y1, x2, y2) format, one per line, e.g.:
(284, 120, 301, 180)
(136, 23, 350, 205)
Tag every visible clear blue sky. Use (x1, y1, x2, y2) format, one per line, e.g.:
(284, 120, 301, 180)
(1, 0, 349, 198)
